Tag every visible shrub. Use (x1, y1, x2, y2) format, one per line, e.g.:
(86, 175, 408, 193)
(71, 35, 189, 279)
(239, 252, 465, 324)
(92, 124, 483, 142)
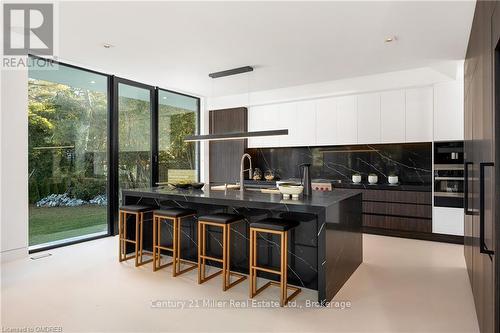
(70, 177, 106, 201)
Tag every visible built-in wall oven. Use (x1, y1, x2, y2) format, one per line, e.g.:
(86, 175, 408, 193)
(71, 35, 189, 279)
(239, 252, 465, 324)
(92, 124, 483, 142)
(434, 141, 464, 208)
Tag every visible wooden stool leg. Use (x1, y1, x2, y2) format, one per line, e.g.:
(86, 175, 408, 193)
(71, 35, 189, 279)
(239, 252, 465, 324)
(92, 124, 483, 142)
(153, 215, 157, 271)
(222, 224, 227, 291)
(139, 212, 144, 264)
(226, 224, 231, 288)
(284, 231, 289, 305)
(197, 222, 202, 283)
(202, 223, 206, 280)
(134, 213, 140, 267)
(249, 228, 254, 297)
(280, 231, 286, 307)
(172, 218, 177, 277)
(123, 212, 129, 261)
(253, 229, 258, 296)
(176, 218, 181, 275)
(118, 211, 123, 262)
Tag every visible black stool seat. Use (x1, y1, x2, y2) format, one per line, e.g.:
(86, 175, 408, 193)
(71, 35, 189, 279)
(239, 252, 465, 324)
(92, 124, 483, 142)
(198, 213, 244, 224)
(120, 205, 154, 213)
(154, 208, 196, 218)
(250, 217, 299, 231)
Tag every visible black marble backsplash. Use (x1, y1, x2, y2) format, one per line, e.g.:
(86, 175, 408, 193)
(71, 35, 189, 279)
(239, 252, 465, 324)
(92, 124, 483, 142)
(246, 143, 432, 186)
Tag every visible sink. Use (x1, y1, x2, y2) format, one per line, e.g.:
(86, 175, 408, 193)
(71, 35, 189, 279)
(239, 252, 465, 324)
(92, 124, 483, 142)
(210, 184, 240, 191)
(210, 184, 280, 194)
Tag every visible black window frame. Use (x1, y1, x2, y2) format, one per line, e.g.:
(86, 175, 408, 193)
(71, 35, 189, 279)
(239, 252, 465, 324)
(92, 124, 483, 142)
(27, 55, 201, 252)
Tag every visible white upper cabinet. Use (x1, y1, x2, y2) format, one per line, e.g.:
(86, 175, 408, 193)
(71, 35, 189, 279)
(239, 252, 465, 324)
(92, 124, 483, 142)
(248, 101, 316, 148)
(357, 93, 381, 144)
(246, 82, 462, 147)
(279, 101, 316, 147)
(316, 97, 338, 145)
(277, 102, 296, 147)
(380, 90, 406, 143)
(335, 96, 358, 145)
(290, 100, 316, 146)
(247, 105, 281, 148)
(433, 81, 464, 141)
(405, 87, 433, 142)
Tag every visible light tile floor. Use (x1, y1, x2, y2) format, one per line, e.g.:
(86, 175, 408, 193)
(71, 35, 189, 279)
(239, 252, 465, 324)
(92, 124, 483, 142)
(1, 234, 479, 333)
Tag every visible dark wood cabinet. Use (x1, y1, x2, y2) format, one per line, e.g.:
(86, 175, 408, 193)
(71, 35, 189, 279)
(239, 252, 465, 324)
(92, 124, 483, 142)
(464, 1, 499, 332)
(361, 189, 433, 236)
(208, 107, 247, 183)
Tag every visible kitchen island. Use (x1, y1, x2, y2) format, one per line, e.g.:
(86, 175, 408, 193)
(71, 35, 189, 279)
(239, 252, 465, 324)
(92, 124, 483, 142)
(121, 187, 363, 304)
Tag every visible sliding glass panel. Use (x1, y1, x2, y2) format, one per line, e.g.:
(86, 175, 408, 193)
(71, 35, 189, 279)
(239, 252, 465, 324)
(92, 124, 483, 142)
(158, 90, 199, 184)
(28, 59, 109, 248)
(118, 83, 152, 203)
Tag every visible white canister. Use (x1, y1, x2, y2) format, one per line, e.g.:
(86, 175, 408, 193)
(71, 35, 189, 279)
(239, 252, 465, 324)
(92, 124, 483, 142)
(388, 175, 399, 184)
(352, 174, 362, 184)
(368, 174, 378, 184)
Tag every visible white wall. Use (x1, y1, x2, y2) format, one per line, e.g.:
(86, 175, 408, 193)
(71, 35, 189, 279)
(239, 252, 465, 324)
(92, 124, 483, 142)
(0, 66, 29, 262)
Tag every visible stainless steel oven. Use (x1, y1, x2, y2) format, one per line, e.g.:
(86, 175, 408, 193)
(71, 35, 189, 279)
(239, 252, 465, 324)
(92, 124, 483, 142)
(434, 142, 464, 208)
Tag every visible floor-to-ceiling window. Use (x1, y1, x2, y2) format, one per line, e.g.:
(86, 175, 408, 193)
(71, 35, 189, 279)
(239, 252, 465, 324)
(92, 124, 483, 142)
(28, 57, 200, 251)
(28, 59, 109, 248)
(158, 89, 199, 184)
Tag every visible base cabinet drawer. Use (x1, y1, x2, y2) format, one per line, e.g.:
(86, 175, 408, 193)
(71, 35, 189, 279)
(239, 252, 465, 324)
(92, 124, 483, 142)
(363, 214, 432, 233)
(363, 201, 432, 219)
(362, 190, 432, 205)
(432, 207, 464, 236)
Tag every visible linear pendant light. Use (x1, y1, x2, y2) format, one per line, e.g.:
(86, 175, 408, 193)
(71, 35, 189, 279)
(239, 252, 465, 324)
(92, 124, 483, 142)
(184, 66, 288, 142)
(184, 129, 288, 142)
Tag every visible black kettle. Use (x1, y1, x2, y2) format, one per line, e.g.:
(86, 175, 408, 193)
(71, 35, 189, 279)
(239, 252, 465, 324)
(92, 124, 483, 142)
(299, 163, 312, 196)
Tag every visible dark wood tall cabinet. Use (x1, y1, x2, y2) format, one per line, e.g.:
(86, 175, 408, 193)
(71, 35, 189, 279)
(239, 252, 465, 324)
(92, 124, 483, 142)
(208, 107, 247, 183)
(464, 1, 499, 332)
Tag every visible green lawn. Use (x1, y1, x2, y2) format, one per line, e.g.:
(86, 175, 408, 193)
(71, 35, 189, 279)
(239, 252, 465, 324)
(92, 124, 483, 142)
(29, 205, 108, 246)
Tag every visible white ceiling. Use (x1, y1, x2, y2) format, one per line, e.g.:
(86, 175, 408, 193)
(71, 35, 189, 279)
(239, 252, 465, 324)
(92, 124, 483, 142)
(57, 1, 475, 98)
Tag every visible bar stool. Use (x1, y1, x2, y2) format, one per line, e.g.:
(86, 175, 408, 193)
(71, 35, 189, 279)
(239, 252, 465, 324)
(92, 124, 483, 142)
(197, 213, 247, 291)
(153, 208, 197, 276)
(249, 217, 301, 307)
(118, 205, 155, 267)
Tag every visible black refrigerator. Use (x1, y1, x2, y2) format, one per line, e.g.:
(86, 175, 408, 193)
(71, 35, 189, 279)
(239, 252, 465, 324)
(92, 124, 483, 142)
(464, 1, 499, 333)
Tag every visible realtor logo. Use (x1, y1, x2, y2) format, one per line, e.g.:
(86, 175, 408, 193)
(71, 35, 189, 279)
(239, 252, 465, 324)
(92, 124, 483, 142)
(3, 3, 53, 55)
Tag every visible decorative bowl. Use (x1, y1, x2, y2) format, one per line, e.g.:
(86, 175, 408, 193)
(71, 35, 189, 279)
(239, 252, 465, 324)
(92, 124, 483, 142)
(388, 176, 398, 185)
(278, 184, 304, 199)
(172, 182, 191, 189)
(191, 182, 205, 189)
(368, 175, 378, 184)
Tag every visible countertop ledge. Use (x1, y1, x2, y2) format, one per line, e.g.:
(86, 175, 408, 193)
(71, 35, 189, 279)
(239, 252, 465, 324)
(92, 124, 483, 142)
(122, 187, 362, 208)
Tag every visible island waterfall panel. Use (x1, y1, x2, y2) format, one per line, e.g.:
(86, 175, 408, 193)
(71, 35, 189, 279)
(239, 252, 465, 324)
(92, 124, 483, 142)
(121, 187, 363, 303)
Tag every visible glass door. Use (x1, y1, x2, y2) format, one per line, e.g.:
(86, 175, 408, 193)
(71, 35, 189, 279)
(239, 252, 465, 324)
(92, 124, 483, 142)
(114, 79, 156, 206)
(157, 89, 199, 185)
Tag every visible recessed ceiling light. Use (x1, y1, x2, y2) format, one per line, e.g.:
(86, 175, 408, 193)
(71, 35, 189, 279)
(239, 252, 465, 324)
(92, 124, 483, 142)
(103, 43, 114, 49)
(162, 97, 167, 99)
(384, 36, 397, 43)
(90, 80, 96, 84)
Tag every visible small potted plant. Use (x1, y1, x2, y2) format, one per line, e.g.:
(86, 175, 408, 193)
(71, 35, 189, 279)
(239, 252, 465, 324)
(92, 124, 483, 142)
(368, 173, 378, 184)
(352, 172, 362, 184)
(388, 172, 399, 185)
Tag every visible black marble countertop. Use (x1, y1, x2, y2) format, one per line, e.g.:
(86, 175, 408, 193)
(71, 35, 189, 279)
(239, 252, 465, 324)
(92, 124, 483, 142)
(122, 186, 362, 208)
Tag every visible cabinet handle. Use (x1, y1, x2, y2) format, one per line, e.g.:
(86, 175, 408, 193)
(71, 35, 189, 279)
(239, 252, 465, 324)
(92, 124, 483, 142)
(479, 162, 495, 256)
(464, 161, 473, 215)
